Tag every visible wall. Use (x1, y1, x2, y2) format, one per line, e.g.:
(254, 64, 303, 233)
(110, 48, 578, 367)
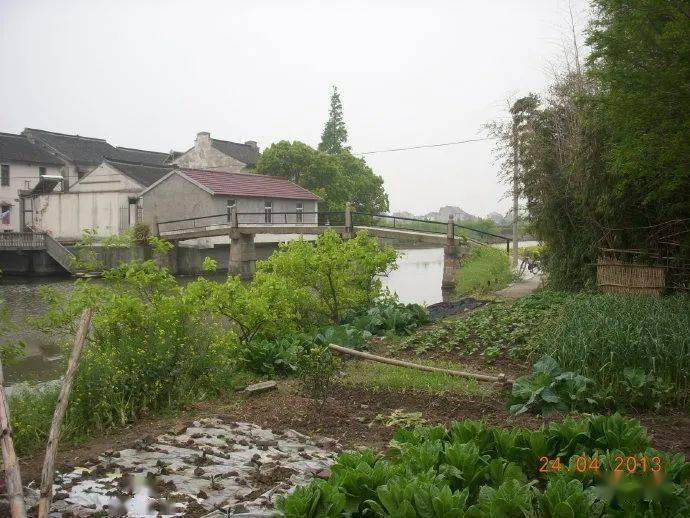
(172, 135, 247, 172)
(141, 173, 221, 231)
(70, 163, 142, 193)
(0, 161, 62, 231)
(30, 191, 131, 241)
(142, 172, 319, 233)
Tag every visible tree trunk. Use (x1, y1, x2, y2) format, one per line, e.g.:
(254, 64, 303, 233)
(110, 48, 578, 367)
(36, 308, 94, 518)
(0, 358, 27, 518)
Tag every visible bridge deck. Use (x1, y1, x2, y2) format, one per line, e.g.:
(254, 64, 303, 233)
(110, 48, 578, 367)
(160, 223, 458, 245)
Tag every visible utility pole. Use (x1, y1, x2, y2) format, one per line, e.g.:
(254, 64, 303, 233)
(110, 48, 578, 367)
(511, 120, 519, 267)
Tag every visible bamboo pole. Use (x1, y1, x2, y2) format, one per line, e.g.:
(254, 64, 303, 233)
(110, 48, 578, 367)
(0, 357, 27, 518)
(37, 308, 94, 518)
(329, 344, 513, 386)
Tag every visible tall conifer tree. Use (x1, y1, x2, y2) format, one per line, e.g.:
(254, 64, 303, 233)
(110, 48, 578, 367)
(318, 86, 349, 154)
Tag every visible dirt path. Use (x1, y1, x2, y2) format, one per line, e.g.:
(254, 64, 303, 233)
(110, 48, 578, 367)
(492, 272, 543, 299)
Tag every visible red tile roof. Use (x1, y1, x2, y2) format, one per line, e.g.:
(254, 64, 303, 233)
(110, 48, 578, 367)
(180, 169, 320, 200)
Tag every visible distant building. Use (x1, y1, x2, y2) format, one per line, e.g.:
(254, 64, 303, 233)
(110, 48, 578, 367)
(25, 160, 175, 240)
(172, 132, 259, 172)
(3, 127, 263, 239)
(140, 168, 320, 233)
(0, 132, 64, 231)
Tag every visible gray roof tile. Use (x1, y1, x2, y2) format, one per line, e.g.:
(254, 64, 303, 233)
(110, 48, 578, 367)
(0, 132, 64, 165)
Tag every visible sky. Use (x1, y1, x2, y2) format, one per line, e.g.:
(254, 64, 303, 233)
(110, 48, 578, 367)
(0, 0, 590, 217)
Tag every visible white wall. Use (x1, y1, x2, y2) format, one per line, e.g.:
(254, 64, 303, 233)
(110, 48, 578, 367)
(172, 134, 247, 172)
(30, 191, 131, 240)
(0, 161, 62, 231)
(70, 163, 142, 193)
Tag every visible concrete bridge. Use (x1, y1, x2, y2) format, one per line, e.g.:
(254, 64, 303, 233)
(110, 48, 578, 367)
(156, 204, 511, 287)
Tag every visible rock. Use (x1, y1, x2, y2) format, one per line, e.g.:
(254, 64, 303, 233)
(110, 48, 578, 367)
(315, 469, 331, 479)
(244, 380, 278, 394)
(194, 466, 205, 477)
(197, 489, 208, 499)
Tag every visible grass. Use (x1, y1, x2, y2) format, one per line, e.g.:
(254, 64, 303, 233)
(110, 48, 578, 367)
(534, 293, 690, 406)
(340, 359, 488, 396)
(456, 246, 513, 295)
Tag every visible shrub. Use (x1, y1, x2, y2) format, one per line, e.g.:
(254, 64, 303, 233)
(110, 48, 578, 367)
(280, 415, 690, 517)
(456, 246, 513, 295)
(297, 344, 340, 406)
(257, 230, 397, 324)
(14, 259, 241, 453)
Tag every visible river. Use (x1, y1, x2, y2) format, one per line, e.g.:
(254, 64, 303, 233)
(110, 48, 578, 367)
(1, 247, 445, 385)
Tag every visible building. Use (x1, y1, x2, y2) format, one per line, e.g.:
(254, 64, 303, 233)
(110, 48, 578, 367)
(140, 168, 320, 234)
(22, 128, 182, 187)
(0, 132, 64, 231)
(172, 132, 259, 172)
(23, 159, 175, 240)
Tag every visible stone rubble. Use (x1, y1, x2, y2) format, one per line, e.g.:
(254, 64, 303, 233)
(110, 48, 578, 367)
(22, 418, 340, 517)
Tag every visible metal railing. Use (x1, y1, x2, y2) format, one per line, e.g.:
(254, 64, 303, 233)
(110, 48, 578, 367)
(155, 208, 512, 252)
(351, 212, 512, 252)
(158, 211, 346, 233)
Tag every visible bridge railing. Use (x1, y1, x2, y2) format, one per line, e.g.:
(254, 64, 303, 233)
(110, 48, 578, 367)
(351, 212, 512, 252)
(157, 211, 347, 234)
(0, 231, 47, 249)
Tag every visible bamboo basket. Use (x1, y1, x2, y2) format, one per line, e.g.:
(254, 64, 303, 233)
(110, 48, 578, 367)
(596, 259, 666, 296)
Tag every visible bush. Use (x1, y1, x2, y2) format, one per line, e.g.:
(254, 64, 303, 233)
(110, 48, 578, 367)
(297, 344, 340, 406)
(257, 230, 397, 324)
(14, 259, 242, 453)
(238, 337, 301, 376)
(279, 415, 690, 517)
(456, 246, 513, 295)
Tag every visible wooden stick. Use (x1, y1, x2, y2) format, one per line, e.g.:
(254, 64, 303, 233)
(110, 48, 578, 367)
(0, 357, 27, 518)
(329, 344, 513, 386)
(37, 308, 94, 518)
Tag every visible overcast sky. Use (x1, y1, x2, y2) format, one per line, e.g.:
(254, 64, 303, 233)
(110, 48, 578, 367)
(0, 0, 590, 217)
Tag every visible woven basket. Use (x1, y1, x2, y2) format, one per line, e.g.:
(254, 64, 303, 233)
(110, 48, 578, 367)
(596, 259, 666, 296)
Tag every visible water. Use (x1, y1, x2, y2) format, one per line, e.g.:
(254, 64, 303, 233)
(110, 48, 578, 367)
(1, 247, 445, 385)
(382, 248, 444, 305)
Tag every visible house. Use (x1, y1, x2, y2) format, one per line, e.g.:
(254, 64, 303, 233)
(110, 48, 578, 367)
(140, 168, 320, 234)
(0, 132, 64, 231)
(172, 132, 259, 172)
(23, 128, 121, 187)
(23, 159, 176, 240)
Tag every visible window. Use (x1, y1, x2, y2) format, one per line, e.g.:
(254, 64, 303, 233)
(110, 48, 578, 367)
(264, 200, 272, 224)
(1, 165, 9, 186)
(1, 204, 10, 225)
(296, 201, 303, 223)
(39, 166, 46, 177)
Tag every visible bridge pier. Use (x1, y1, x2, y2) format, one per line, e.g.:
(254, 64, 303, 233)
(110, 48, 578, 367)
(441, 215, 468, 292)
(228, 230, 256, 280)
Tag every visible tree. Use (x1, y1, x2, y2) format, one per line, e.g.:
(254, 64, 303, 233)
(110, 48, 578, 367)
(318, 86, 349, 154)
(257, 141, 389, 213)
(257, 229, 397, 323)
(586, 0, 690, 225)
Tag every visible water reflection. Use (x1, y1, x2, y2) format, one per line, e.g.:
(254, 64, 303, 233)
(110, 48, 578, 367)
(382, 247, 444, 305)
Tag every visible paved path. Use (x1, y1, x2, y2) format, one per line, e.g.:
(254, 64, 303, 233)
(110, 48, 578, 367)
(492, 272, 543, 299)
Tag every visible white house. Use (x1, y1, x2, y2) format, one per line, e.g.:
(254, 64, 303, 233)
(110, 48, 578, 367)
(0, 132, 64, 231)
(26, 159, 174, 241)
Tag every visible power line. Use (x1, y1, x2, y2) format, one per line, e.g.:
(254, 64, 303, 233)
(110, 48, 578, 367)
(356, 137, 494, 155)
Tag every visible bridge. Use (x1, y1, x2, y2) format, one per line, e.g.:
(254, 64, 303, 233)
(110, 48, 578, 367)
(0, 231, 76, 274)
(155, 204, 511, 284)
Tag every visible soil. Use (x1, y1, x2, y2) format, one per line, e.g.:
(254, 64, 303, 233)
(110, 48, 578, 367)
(19, 379, 690, 490)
